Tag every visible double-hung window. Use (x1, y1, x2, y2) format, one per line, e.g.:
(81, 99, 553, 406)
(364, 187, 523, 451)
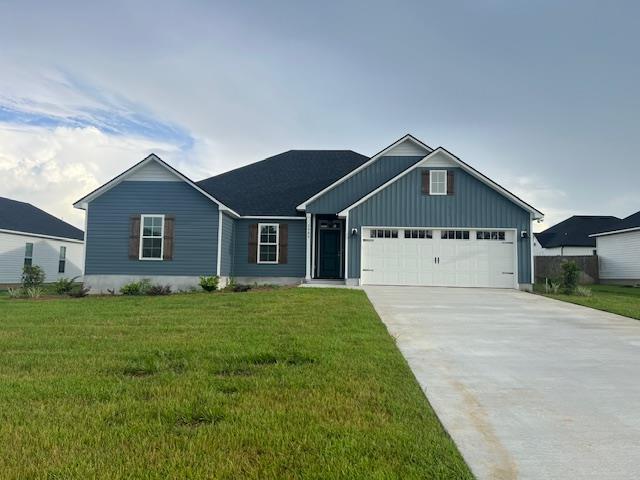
(24, 242, 33, 267)
(140, 215, 164, 260)
(430, 170, 447, 195)
(258, 223, 278, 263)
(58, 246, 67, 273)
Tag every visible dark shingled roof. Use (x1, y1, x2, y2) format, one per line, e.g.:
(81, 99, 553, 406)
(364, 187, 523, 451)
(0, 197, 84, 241)
(592, 210, 640, 235)
(197, 150, 370, 216)
(535, 215, 620, 248)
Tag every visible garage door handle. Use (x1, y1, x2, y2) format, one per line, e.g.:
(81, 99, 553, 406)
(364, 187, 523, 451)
(363, 269, 374, 272)
(363, 239, 374, 242)
(502, 272, 514, 275)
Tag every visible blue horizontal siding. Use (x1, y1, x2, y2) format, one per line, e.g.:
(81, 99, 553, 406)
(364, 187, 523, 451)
(347, 167, 532, 284)
(232, 219, 306, 277)
(86, 181, 219, 276)
(307, 156, 423, 214)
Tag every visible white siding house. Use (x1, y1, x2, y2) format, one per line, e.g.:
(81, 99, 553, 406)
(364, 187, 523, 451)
(533, 236, 595, 256)
(534, 215, 619, 257)
(0, 196, 85, 285)
(0, 231, 84, 284)
(590, 211, 640, 284)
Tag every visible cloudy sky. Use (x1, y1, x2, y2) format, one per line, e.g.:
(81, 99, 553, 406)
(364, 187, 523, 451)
(1, 1, 638, 230)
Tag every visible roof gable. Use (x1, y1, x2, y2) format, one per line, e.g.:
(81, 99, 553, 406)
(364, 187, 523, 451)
(536, 215, 621, 247)
(0, 197, 84, 241)
(73, 154, 239, 216)
(296, 134, 433, 210)
(337, 147, 544, 219)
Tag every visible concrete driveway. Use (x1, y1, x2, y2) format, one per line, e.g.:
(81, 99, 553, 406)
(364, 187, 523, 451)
(364, 286, 640, 480)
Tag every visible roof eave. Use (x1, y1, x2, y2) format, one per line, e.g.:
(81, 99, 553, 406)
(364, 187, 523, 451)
(72, 154, 241, 217)
(589, 226, 640, 237)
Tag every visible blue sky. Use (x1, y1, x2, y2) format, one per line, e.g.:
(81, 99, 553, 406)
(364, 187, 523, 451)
(0, 0, 639, 228)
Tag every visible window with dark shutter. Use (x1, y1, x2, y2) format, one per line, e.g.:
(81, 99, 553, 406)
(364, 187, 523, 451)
(278, 223, 288, 264)
(421, 171, 430, 195)
(447, 171, 455, 195)
(248, 223, 258, 263)
(129, 216, 141, 259)
(163, 216, 175, 260)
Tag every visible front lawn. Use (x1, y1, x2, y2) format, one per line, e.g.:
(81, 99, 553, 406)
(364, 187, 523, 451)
(536, 284, 640, 320)
(0, 289, 471, 479)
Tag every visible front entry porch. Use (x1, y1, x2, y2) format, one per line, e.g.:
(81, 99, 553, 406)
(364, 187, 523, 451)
(307, 215, 346, 281)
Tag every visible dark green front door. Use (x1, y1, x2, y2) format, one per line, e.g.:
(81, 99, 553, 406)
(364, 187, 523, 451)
(319, 229, 341, 278)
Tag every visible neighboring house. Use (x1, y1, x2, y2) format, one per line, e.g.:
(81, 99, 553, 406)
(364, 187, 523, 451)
(533, 215, 620, 256)
(590, 210, 640, 284)
(0, 197, 84, 285)
(74, 134, 543, 293)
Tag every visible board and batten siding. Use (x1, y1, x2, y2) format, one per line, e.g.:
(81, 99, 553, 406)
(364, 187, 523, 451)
(347, 167, 532, 284)
(220, 213, 235, 276)
(0, 231, 84, 284)
(597, 231, 640, 281)
(85, 181, 219, 276)
(231, 219, 305, 278)
(307, 156, 424, 214)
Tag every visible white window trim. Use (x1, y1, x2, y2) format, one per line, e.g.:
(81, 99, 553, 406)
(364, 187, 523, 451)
(258, 223, 279, 264)
(139, 214, 165, 261)
(59, 246, 67, 273)
(24, 242, 34, 265)
(430, 170, 447, 195)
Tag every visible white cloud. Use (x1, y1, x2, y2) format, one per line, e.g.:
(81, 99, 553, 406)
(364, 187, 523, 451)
(503, 175, 573, 232)
(0, 124, 182, 228)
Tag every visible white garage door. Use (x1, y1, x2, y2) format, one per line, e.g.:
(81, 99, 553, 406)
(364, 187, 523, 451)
(361, 228, 516, 288)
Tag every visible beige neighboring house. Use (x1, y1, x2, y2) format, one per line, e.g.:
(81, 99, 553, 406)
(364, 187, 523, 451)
(0, 197, 84, 285)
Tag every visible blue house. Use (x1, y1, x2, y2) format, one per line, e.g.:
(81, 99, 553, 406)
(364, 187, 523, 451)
(74, 134, 543, 292)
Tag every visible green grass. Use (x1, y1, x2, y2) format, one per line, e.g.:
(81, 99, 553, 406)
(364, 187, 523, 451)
(536, 284, 640, 320)
(0, 289, 471, 479)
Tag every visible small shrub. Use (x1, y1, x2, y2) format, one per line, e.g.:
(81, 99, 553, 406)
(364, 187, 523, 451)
(53, 276, 79, 295)
(120, 278, 152, 296)
(147, 285, 172, 296)
(25, 286, 43, 299)
(7, 287, 23, 299)
(199, 275, 219, 292)
(68, 286, 90, 298)
(575, 286, 592, 297)
(22, 265, 45, 288)
(561, 261, 580, 295)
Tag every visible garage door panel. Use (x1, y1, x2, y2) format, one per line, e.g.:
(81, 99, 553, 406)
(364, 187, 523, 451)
(361, 228, 516, 288)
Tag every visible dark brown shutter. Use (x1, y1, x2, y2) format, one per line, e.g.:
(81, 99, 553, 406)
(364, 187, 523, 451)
(422, 171, 430, 195)
(163, 216, 175, 260)
(129, 215, 141, 259)
(248, 223, 258, 263)
(278, 223, 288, 264)
(447, 171, 455, 195)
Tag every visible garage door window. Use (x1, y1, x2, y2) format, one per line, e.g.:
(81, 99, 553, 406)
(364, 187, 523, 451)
(404, 229, 433, 239)
(370, 229, 398, 239)
(441, 230, 470, 240)
(477, 231, 505, 241)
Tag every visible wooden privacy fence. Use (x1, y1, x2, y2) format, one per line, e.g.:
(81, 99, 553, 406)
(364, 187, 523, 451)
(534, 255, 599, 284)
